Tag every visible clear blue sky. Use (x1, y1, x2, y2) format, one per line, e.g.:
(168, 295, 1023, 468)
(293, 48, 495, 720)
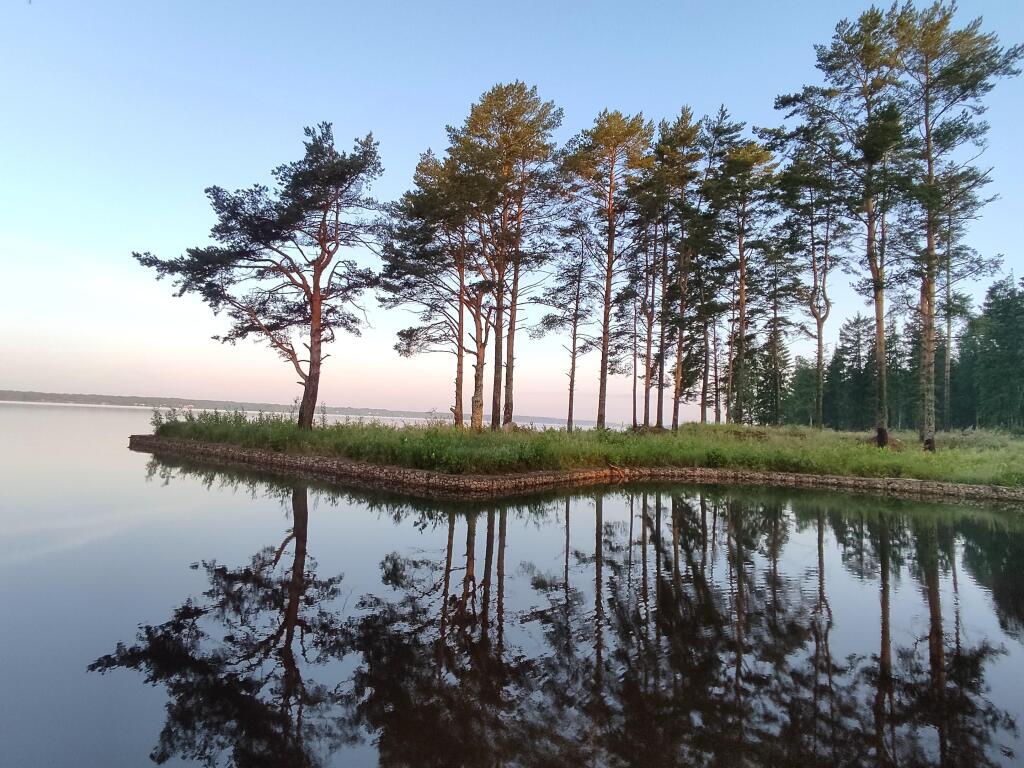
(2, 1, 1022, 422)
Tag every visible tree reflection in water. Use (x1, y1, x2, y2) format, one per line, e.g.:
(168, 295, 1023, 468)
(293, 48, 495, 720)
(89, 481, 351, 766)
(91, 460, 1022, 766)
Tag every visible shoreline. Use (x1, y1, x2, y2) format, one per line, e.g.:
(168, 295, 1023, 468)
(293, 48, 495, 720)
(128, 434, 1024, 505)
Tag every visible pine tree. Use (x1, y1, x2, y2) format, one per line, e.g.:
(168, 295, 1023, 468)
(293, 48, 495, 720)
(937, 170, 1000, 430)
(134, 124, 380, 430)
(654, 108, 704, 429)
(895, 2, 1021, 450)
(772, 121, 851, 428)
(531, 218, 599, 431)
(379, 151, 492, 427)
(447, 82, 563, 429)
(778, 6, 907, 446)
(562, 110, 654, 429)
(711, 137, 776, 424)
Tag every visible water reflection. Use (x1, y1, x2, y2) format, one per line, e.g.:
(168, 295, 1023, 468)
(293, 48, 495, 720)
(91, 480, 351, 765)
(91, 459, 1024, 766)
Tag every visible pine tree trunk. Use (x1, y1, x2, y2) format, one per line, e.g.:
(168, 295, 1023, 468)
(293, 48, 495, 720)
(920, 263, 937, 451)
(671, 251, 687, 431)
(672, 328, 684, 431)
(943, 252, 953, 431)
(713, 321, 722, 424)
(567, 335, 577, 433)
(597, 247, 613, 429)
(471, 350, 486, 429)
(733, 213, 747, 425)
(868, 196, 889, 448)
(643, 234, 655, 428)
(470, 307, 487, 430)
(453, 264, 466, 427)
(567, 279, 582, 433)
(773, 303, 782, 425)
(701, 319, 710, 424)
(919, 108, 938, 452)
(491, 283, 504, 430)
(815, 316, 826, 429)
(655, 235, 668, 428)
(725, 290, 736, 424)
(502, 260, 521, 427)
(809, 198, 829, 430)
(297, 297, 322, 430)
(596, 165, 616, 430)
(631, 299, 638, 429)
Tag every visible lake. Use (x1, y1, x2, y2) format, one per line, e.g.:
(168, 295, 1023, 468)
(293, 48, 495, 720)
(1, 402, 1022, 767)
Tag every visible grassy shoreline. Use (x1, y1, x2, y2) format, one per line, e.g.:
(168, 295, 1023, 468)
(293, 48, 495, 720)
(150, 410, 1024, 489)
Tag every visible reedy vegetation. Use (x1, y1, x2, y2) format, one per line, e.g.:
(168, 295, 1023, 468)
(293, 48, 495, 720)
(136, 3, 1021, 446)
(152, 409, 1024, 487)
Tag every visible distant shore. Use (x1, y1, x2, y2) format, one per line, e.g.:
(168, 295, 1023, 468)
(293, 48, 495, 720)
(0, 389, 580, 426)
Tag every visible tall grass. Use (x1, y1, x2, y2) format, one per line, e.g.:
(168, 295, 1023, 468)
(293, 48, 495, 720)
(150, 409, 1024, 488)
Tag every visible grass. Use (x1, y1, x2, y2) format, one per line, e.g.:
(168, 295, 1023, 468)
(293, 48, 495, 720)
(148, 409, 1024, 488)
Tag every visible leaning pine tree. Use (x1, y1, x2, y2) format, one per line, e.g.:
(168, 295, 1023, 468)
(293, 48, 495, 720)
(134, 123, 380, 429)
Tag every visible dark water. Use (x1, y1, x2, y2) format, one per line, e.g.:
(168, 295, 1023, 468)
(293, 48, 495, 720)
(2, 404, 1024, 767)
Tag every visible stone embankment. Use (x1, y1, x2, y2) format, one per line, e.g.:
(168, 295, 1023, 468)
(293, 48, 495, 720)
(128, 434, 1024, 504)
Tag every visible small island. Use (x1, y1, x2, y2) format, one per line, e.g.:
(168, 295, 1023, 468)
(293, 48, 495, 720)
(130, 411, 1024, 503)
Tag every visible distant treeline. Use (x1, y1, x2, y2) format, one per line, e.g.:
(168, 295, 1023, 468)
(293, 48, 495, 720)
(0, 390, 574, 426)
(783, 275, 1024, 433)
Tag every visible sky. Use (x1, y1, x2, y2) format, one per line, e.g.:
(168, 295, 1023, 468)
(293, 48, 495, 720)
(1, 0, 1022, 424)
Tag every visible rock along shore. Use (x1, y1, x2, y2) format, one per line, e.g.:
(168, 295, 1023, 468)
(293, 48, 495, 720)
(128, 434, 1024, 505)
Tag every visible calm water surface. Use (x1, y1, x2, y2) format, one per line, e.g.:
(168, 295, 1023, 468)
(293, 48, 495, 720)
(1, 402, 1023, 767)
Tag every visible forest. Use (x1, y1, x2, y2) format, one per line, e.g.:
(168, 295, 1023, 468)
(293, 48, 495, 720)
(135, 2, 1023, 450)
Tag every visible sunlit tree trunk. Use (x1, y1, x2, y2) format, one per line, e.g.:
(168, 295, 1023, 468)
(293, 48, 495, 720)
(943, 232, 953, 431)
(732, 207, 749, 424)
(503, 260, 521, 427)
(469, 299, 489, 429)
(655, 235, 668, 428)
(672, 248, 688, 431)
(297, 294, 323, 429)
(453, 259, 466, 427)
(701, 314, 710, 424)
(644, 224, 657, 428)
(596, 161, 617, 430)
(868, 195, 889, 447)
(490, 283, 504, 430)
(919, 96, 938, 451)
(713, 321, 722, 423)
(631, 297, 639, 429)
